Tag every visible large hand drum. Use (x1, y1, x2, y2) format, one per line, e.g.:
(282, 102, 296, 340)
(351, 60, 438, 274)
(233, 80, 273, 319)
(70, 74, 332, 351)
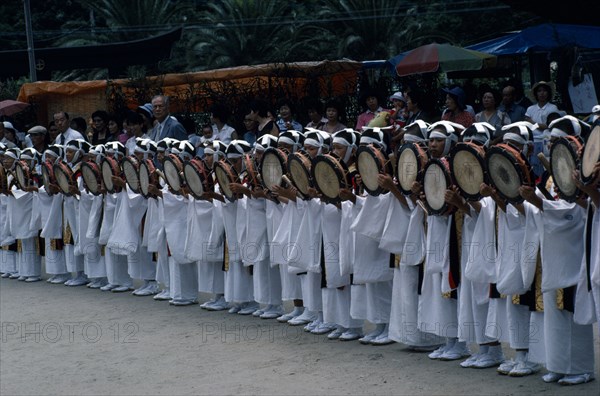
(214, 159, 239, 202)
(396, 142, 428, 195)
(422, 158, 452, 215)
(139, 159, 157, 198)
(163, 154, 184, 193)
(260, 148, 287, 191)
(101, 157, 122, 193)
(486, 143, 533, 204)
(356, 145, 389, 196)
(15, 160, 30, 190)
(184, 158, 213, 199)
(81, 161, 102, 195)
(449, 142, 487, 201)
(243, 154, 262, 190)
(122, 156, 141, 193)
(312, 154, 349, 201)
(287, 151, 313, 198)
(53, 162, 75, 196)
(550, 135, 584, 202)
(581, 125, 600, 184)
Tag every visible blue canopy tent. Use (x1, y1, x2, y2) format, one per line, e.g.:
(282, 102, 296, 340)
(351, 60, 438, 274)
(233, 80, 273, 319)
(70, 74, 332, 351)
(466, 23, 600, 55)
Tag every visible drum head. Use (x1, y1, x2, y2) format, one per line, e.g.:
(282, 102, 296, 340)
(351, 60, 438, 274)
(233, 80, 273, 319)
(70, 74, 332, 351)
(122, 158, 140, 193)
(581, 125, 600, 183)
(550, 138, 580, 202)
(486, 148, 524, 203)
(288, 153, 311, 197)
(357, 146, 384, 196)
(449, 143, 486, 201)
(81, 163, 101, 195)
(260, 149, 285, 191)
(54, 164, 72, 195)
(139, 161, 152, 198)
(164, 157, 182, 192)
(101, 158, 119, 193)
(184, 161, 205, 199)
(41, 163, 53, 192)
(15, 162, 28, 189)
(312, 155, 346, 200)
(396, 144, 424, 195)
(423, 159, 450, 215)
(215, 162, 235, 201)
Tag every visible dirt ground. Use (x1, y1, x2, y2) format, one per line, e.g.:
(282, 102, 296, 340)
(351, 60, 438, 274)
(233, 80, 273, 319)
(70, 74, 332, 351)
(1, 276, 599, 396)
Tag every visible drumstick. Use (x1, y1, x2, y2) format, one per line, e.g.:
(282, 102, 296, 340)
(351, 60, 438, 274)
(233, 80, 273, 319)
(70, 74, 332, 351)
(537, 153, 551, 173)
(282, 175, 293, 188)
(416, 199, 429, 215)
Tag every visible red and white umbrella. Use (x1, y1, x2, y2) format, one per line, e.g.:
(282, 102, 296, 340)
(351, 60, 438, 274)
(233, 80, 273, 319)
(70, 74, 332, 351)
(0, 99, 31, 116)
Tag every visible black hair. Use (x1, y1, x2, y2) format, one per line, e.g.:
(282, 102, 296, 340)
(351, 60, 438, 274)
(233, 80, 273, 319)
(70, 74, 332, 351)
(70, 117, 87, 133)
(125, 111, 144, 125)
(249, 99, 271, 118)
(91, 110, 109, 122)
(209, 103, 230, 123)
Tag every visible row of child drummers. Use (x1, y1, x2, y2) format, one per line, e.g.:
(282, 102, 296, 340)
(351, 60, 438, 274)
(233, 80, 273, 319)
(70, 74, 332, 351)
(1, 116, 599, 386)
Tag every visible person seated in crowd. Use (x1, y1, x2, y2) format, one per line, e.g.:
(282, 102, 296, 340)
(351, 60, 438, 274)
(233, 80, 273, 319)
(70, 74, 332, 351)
(355, 88, 389, 130)
(276, 98, 303, 132)
(210, 103, 237, 145)
(441, 86, 475, 128)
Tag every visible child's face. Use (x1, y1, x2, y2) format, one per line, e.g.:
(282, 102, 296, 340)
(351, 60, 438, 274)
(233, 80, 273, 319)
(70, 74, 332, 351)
(65, 148, 76, 163)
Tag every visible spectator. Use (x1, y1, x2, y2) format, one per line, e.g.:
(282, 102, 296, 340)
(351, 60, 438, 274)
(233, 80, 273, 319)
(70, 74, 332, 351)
(1, 121, 19, 149)
(70, 116, 88, 137)
(27, 125, 50, 154)
(53, 111, 85, 146)
(475, 87, 511, 131)
(210, 103, 237, 144)
(149, 95, 187, 141)
(249, 99, 279, 138)
(47, 121, 60, 142)
(240, 112, 259, 146)
(441, 86, 475, 128)
(498, 83, 527, 123)
(124, 111, 149, 156)
(388, 91, 408, 127)
(106, 114, 125, 144)
(322, 99, 346, 134)
(355, 88, 389, 130)
(304, 99, 327, 129)
(90, 110, 113, 145)
(276, 98, 303, 132)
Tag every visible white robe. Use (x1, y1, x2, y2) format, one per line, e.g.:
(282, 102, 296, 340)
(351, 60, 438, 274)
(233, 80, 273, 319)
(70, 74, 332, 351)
(37, 189, 66, 275)
(79, 190, 105, 278)
(268, 200, 301, 300)
(9, 186, 41, 277)
(0, 191, 16, 274)
(99, 193, 131, 287)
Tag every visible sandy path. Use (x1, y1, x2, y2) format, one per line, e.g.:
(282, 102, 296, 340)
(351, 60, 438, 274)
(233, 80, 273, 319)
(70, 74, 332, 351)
(1, 277, 598, 395)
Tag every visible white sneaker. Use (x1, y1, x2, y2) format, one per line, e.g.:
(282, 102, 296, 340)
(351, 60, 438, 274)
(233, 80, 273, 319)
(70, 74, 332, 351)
(170, 299, 198, 306)
(558, 373, 595, 385)
(311, 322, 337, 335)
(46, 275, 57, 283)
(327, 327, 345, 340)
(542, 371, 564, 383)
(51, 274, 71, 284)
(100, 283, 118, 292)
(359, 328, 384, 345)
(439, 342, 471, 361)
(497, 359, 518, 375)
(277, 308, 303, 323)
(200, 298, 217, 309)
(25, 276, 42, 282)
(509, 360, 541, 377)
(304, 319, 321, 332)
(68, 275, 89, 287)
(252, 309, 265, 317)
(288, 310, 317, 326)
(134, 281, 160, 296)
(238, 302, 260, 315)
(338, 328, 363, 341)
(260, 305, 285, 319)
(111, 285, 134, 293)
(88, 278, 108, 289)
(472, 349, 504, 368)
(205, 297, 229, 311)
(370, 332, 395, 346)
(228, 305, 241, 314)
(153, 289, 172, 301)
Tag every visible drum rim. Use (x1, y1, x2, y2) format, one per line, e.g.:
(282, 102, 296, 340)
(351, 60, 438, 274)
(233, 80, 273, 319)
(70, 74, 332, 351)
(422, 158, 451, 215)
(81, 161, 102, 195)
(396, 142, 428, 195)
(550, 136, 583, 202)
(260, 147, 287, 191)
(287, 151, 312, 197)
(122, 156, 141, 193)
(485, 144, 530, 204)
(183, 159, 208, 199)
(243, 154, 261, 190)
(41, 162, 54, 193)
(101, 157, 121, 193)
(311, 153, 348, 200)
(214, 160, 238, 201)
(15, 160, 29, 189)
(356, 145, 386, 196)
(449, 141, 487, 201)
(163, 155, 183, 193)
(53, 162, 73, 196)
(580, 125, 600, 183)
(138, 160, 153, 198)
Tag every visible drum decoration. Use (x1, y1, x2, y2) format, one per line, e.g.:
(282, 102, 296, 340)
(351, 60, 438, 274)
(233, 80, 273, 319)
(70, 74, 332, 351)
(260, 148, 288, 192)
(183, 158, 213, 200)
(163, 154, 184, 193)
(243, 154, 262, 190)
(449, 142, 487, 201)
(396, 142, 429, 196)
(138, 159, 158, 198)
(311, 153, 349, 201)
(101, 157, 122, 193)
(53, 162, 75, 196)
(485, 143, 534, 204)
(15, 160, 30, 190)
(422, 157, 453, 215)
(550, 135, 584, 202)
(122, 156, 141, 194)
(81, 161, 103, 195)
(214, 159, 239, 202)
(356, 145, 390, 196)
(580, 125, 600, 185)
(287, 151, 313, 198)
